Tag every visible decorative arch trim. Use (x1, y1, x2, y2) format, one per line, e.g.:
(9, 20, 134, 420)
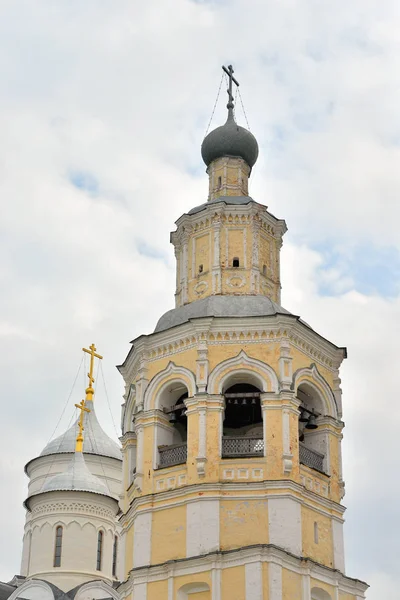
(8, 579, 55, 600)
(144, 362, 196, 410)
(208, 350, 279, 394)
(74, 579, 122, 600)
(293, 364, 338, 418)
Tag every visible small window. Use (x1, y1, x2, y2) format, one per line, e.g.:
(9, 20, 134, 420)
(232, 257, 240, 268)
(96, 531, 103, 571)
(314, 521, 319, 544)
(262, 264, 267, 276)
(217, 176, 222, 188)
(199, 264, 203, 273)
(112, 536, 118, 577)
(53, 526, 63, 568)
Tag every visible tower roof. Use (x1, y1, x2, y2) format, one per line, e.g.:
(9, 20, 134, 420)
(201, 65, 258, 169)
(40, 399, 122, 460)
(201, 109, 259, 169)
(41, 451, 110, 496)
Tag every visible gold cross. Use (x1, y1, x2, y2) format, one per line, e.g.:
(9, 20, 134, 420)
(82, 343, 103, 402)
(74, 399, 91, 452)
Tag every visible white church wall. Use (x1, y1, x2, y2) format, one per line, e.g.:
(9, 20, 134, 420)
(25, 490, 118, 591)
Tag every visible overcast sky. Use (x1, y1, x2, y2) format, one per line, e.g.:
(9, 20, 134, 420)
(1, 1, 399, 597)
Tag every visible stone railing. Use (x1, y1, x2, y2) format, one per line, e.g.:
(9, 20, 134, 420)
(158, 443, 187, 468)
(299, 443, 325, 473)
(222, 436, 264, 458)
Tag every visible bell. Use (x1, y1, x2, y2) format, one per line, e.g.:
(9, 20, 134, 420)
(234, 398, 238, 405)
(305, 413, 318, 430)
(251, 398, 256, 405)
(169, 412, 177, 424)
(299, 410, 308, 422)
(242, 398, 247, 406)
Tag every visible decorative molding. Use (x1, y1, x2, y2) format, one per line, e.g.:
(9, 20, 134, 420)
(293, 364, 338, 419)
(208, 350, 279, 394)
(143, 362, 197, 411)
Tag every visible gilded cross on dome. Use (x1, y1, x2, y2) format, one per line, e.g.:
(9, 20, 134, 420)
(82, 343, 103, 402)
(74, 399, 91, 453)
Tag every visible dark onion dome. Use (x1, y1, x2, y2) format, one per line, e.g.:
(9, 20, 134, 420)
(201, 109, 259, 169)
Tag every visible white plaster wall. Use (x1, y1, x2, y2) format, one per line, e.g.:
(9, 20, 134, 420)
(186, 499, 219, 557)
(332, 519, 345, 573)
(133, 511, 152, 567)
(268, 497, 302, 555)
(133, 581, 147, 600)
(245, 561, 262, 600)
(20, 530, 31, 576)
(269, 562, 282, 600)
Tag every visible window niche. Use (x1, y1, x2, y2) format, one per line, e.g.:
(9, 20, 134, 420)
(53, 526, 63, 568)
(222, 383, 264, 458)
(157, 384, 189, 469)
(298, 383, 327, 474)
(232, 257, 240, 268)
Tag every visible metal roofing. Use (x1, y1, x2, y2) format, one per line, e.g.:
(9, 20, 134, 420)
(201, 109, 259, 168)
(42, 451, 111, 497)
(154, 295, 292, 333)
(40, 400, 122, 461)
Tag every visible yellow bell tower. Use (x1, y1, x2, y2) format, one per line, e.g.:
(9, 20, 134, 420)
(117, 66, 368, 600)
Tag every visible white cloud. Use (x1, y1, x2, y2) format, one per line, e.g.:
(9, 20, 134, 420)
(1, 0, 399, 595)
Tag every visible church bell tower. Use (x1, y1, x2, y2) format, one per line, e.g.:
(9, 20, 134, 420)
(117, 66, 368, 600)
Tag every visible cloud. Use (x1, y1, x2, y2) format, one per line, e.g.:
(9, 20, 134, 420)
(1, 1, 399, 596)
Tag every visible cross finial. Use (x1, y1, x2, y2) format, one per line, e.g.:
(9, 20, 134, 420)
(74, 399, 91, 453)
(82, 343, 103, 403)
(222, 64, 239, 115)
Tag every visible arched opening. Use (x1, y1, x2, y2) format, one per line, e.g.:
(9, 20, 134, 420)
(311, 587, 332, 600)
(53, 526, 63, 568)
(222, 383, 264, 458)
(157, 383, 189, 469)
(96, 531, 103, 571)
(232, 257, 240, 268)
(112, 535, 118, 578)
(262, 264, 267, 276)
(297, 383, 327, 474)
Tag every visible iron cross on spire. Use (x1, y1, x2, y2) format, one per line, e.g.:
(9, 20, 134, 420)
(82, 343, 103, 402)
(222, 64, 239, 110)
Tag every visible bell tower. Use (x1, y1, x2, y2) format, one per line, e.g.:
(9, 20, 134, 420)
(117, 67, 368, 600)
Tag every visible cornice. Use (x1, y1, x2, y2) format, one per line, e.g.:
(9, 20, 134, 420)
(120, 478, 345, 525)
(118, 542, 368, 595)
(119, 312, 345, 384)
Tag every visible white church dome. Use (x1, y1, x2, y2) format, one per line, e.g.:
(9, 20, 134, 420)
(42, 451, 110, 497)
(40, 400, 122, 461)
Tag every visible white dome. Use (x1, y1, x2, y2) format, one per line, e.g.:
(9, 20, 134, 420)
(42, 451, 110, 496)
(40, 400, 122, 461)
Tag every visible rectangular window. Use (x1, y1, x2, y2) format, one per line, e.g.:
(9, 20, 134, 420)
(53, 526, 63, 568)
(96, 531, 103, 571)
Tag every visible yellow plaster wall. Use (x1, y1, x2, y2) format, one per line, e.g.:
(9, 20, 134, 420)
(220, 499, 268, 549)
(145, 349, 198, 389)
(262, 562, 269, 600)
(221, 565, 245, 600)
(189, 592, 210, 600)
(147, 580, 169, 599)
(302, 506, 334, 568)
(151, 504, 186, 563)
(282, 568, 302, 600)
(264, 408, 283, 478)
(339, 593, 356, 600)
